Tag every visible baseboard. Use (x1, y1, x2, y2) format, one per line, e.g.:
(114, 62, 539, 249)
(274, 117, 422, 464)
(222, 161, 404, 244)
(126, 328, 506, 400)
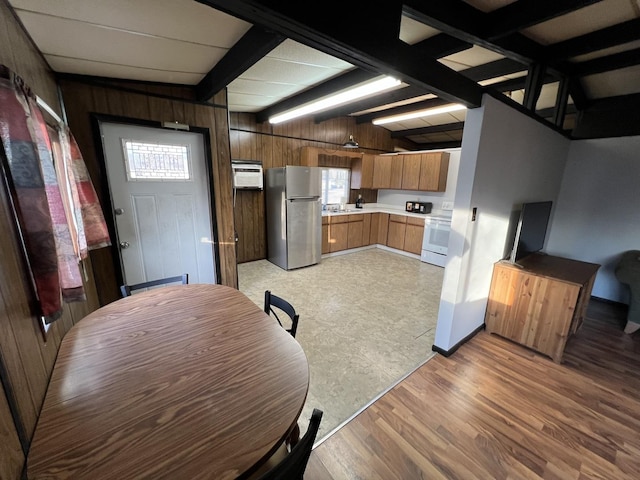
(590, 295, 628, 307)
(431, 323, 485, 357)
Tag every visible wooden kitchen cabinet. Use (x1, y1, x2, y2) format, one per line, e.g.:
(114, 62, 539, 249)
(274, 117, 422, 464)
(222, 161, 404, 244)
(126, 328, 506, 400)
(362, 213, 372, 245)
(404, 217, 425, 255)
(401, 154, 422, 190)
(371, 155, 392, 189)
(374, 213, 389, 245)
(485, 253, 600, 363)
(328, 217, 348, 252)
(350, 154, 374, 189)
(347, 215, 364, 249)
(387, 214, 407, 250)
(419, 152, 450, 192)
(321, 217, 330, 254)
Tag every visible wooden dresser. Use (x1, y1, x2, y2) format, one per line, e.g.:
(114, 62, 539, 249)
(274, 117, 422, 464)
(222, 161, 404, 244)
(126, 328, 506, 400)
(485, 253, 600, 363)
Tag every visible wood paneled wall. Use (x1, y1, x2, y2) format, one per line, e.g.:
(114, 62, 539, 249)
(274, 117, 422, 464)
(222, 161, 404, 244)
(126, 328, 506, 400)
(58, 79, 237, 304)
(0, 2, 100, 477)
(230, 113, 411, 263)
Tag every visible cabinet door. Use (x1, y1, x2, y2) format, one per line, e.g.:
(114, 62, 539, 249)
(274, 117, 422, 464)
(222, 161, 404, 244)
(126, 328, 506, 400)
(347, 217, 364, 249)
(370, 213, 380, 244)
(329, 222, 348, 252)
(372, 156, 391, 189)
(387, 215, 407, 250)
(401, 154, 421, 190)
(350, 154, 374, 189)
(362, 213, 372, 245)
(404, 220, 424, 255)
(390, 156, 404, 189)
(419, 152, 450, 192)
(376, 213, 389, 244)
(322, 223, 330, 254)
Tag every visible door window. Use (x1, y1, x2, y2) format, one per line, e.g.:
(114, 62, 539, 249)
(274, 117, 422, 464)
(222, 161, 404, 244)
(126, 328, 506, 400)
(122, 140, 192, 181)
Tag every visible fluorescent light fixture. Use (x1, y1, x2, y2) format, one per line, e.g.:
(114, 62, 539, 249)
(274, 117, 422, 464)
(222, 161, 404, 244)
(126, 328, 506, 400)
(372, 103, 467, 125)
(269, 76, 401, 124)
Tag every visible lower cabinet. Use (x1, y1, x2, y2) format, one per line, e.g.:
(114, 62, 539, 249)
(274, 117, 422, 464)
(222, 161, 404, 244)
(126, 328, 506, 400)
(387, 214, 406, 250)
(404, 217, 425, 255)
(322, 212, 423, 256)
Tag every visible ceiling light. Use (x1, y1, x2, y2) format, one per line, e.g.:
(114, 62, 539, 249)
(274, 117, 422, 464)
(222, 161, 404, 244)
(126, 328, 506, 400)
(343, 135, 359, 148)
(372, 103, 467, 125)
(269, 76, 402, 124)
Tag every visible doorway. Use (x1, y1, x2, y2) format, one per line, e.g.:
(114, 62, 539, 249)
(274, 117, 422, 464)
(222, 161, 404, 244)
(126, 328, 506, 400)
(99, 121, 218, 286)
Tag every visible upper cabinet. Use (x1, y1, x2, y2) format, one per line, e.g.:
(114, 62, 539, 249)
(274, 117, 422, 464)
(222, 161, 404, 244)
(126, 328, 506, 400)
(419, 152, 450, 192)
(350, 154, 375, 189)
(351, 151, 450, 192)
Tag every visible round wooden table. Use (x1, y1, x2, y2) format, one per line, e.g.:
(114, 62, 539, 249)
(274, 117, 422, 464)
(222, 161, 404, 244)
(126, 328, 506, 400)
(27, 284, 309, 479)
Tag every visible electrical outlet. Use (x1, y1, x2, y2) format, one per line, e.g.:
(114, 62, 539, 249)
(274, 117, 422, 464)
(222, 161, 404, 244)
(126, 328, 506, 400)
(442, 201, 453, 210)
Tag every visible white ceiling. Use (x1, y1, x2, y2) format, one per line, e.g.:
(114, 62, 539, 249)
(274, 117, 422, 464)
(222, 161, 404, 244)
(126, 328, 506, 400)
(8, 0, 640, 143)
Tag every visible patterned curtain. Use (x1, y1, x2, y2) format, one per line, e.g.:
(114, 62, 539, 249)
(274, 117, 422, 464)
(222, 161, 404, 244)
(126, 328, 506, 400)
(0, 64, 110, 323)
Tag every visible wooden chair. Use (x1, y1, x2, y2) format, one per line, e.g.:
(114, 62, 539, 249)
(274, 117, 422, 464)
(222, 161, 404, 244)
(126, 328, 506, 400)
(255, 408, 323, 480)
(120, 274, 188, 297)
(264, 290, 299, 337)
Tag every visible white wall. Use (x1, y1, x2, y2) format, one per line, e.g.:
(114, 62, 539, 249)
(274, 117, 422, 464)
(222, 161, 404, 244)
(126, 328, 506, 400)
(546, 136, 640, 303)
(376, 148, 460, 213)
(434, 94, 571, 351)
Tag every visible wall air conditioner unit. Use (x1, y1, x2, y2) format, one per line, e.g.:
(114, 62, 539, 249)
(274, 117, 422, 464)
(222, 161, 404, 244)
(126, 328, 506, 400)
(232, 161, 263, 190)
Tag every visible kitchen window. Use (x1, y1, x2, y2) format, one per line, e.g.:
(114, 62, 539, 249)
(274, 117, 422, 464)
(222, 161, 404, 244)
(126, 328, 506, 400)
(321, 167, 350, 205)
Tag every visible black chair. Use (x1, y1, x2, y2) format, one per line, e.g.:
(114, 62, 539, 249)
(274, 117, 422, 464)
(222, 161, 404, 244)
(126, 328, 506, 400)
(256, 408, 323, 480)
(264, 290, 299, 337)
(120, 274, 188, 297)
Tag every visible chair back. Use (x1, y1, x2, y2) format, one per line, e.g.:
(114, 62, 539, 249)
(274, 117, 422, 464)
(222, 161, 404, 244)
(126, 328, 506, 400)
(257, 408, 323, 480)
(264, 290, 299, 337)
(120, 274, 189, 297)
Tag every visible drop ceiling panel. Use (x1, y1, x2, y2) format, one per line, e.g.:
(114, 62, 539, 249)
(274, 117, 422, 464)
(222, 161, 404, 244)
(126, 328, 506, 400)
(522, 0, 639, 45)
(399, 15, 440, 45)
(17, 11, 226, 75)
(237, 56, 347, 87)
(572, 39, 640, 62)
(462, 0, 518, 13)
(226, 92, 281, 111)
(440, 46, 505, 70)
(226, 78, 304, 98)
(582, 65, 640, 98)
(10, 0, 249, 47)
(46, 56, 204, 85)
(266, 41, 353, 69)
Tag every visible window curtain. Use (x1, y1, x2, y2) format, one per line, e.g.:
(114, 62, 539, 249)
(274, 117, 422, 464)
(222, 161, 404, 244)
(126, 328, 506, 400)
(0, 65, 110, 323)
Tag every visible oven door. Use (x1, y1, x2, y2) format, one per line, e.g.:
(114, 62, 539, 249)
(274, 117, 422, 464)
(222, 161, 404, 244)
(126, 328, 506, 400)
(423, 217, 451, 255)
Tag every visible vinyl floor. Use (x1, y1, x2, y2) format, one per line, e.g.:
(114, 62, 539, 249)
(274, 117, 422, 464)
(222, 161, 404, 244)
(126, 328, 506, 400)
(237, 247, 445, 441)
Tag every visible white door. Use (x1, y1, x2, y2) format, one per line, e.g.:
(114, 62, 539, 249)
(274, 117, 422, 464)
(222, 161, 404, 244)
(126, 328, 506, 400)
(100, 122, 216, 286)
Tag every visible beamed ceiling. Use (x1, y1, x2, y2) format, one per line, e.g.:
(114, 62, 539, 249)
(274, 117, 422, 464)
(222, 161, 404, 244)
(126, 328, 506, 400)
(8, 0, 640, 149)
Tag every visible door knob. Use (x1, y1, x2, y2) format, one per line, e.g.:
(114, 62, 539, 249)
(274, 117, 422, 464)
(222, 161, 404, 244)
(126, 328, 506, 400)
(114, 208, 125, 215)
(119, 241, 130, 249)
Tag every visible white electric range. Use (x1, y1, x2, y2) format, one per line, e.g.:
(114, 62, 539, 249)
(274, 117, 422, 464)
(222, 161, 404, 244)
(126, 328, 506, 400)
(421, 211, 452, 267)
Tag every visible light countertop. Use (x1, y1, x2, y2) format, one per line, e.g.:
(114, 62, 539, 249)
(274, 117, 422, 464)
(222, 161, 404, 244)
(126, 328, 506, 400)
(322, 203, 451, 220)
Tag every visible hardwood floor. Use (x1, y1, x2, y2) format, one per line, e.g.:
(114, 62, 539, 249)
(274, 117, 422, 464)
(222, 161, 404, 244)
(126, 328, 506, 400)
(306, 299, 640, 479)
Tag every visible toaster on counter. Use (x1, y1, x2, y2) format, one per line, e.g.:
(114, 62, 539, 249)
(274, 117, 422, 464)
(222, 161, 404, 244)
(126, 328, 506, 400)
(405, 201, 433, 214)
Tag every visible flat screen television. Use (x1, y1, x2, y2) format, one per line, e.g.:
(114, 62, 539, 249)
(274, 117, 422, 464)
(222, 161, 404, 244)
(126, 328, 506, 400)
(509, 201, 553, 263)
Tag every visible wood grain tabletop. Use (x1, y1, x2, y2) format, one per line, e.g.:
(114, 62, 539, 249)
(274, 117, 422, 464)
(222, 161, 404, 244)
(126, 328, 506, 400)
(27, 284, 309, 479)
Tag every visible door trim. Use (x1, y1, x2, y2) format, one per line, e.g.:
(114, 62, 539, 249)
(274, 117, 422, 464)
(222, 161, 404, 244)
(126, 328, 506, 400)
(90, 114, 221, 298)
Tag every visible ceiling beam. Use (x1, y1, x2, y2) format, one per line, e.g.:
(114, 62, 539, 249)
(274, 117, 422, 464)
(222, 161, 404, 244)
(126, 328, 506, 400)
(572, 92, 640, 139)
(412, 140, 462, 149)
(553, 76, 571, 127)
(197, 0, 483, 108)
(195, 25, 285, 101)
(569, 47, 640, 77)
(257, 33, 473, 123)
(402, 0, 546, 65)
(523, 63, 546, 110)
(391, 122, 464, 138)
(460, 58, 526, 82)
(545, 18, 640, 61)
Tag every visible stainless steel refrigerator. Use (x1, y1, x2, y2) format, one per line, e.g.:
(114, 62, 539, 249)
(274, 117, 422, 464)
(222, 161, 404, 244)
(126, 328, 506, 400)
(266, 166, 322, 270)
